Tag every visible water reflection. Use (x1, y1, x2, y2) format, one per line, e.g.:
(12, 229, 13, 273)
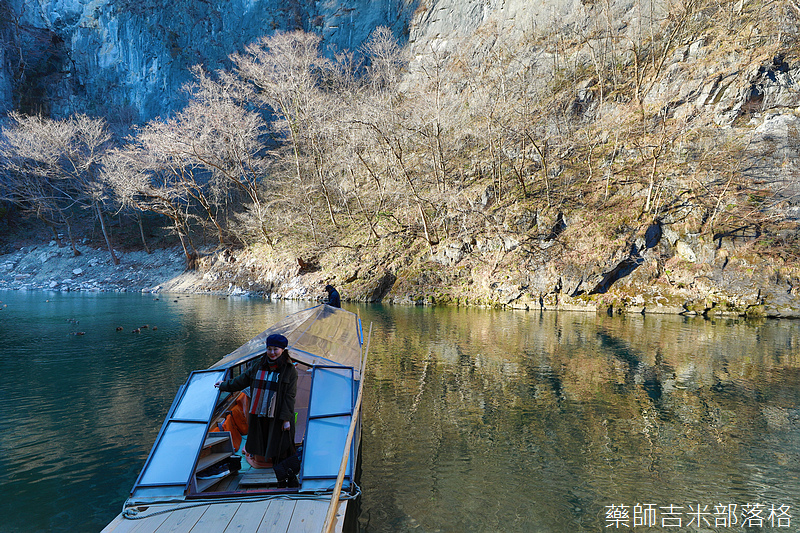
(356, 307, 800, 532)
(0, 291, 307, 533)
(0, 293, 798, 532)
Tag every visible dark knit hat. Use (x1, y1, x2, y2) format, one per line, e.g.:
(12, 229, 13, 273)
(266, 333, 288, 349)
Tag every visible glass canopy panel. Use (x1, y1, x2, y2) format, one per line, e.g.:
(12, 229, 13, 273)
(301, 479, 352, 492)
(210, 306, 363, 372)
(302, 415, 352, 479)
(139, 422, 207, 485)
(172, 370, 225, 421)
(308, 367, 353, 417)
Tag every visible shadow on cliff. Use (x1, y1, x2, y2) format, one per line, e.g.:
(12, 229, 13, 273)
(588, 222, 663, 295)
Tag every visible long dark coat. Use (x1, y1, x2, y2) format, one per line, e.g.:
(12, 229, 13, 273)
(218, 351, 297, 460)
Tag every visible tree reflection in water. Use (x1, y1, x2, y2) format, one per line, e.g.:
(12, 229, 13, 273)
(1, 294, 797, 533)
(357, 306, 800, 532)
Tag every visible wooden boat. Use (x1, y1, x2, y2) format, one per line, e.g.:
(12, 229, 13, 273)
(102, 304, 367, 533)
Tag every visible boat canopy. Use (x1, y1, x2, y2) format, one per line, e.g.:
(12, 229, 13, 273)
(126, 305, 363, 505)
(210, 305, 363, 372)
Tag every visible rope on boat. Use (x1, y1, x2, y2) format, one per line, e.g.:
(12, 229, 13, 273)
(120, 484, 362, 521)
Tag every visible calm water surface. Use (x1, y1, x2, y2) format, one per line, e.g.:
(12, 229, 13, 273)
(1, 291, 799, 532)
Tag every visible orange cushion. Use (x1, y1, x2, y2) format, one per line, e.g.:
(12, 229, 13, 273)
(231, 404, 248, 435)
(221, 414, 242, 450)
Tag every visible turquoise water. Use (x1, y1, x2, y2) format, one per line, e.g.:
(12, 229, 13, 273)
(1, 291, 799, 532)
(0, 291, 306, 532)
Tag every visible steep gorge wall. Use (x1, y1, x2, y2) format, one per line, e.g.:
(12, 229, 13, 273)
(0, 0, 696, 121)
(3, 0, 800, 317)
(0, 6, 11, 116)
(0, 0, 419, 119)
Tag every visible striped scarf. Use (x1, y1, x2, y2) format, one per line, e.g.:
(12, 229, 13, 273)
(250, 368, 280, 417)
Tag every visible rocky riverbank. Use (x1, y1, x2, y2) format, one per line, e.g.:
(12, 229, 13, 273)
(0, 242, 190, 293)
(0, 241, 332, 302)
(2, 232, 800, 320)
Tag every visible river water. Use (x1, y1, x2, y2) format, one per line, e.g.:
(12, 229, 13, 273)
(1, 291, 799, 532)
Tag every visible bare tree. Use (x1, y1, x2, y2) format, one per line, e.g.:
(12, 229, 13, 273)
(102, 144, 200, 268)
(138, 69, 272, 246)
(350, 32, 451, 248)
(362, 26, 404, 92)
(0, 112, 117, 263)
(101, 65, 279, 255)
(231, 31, 349, 245)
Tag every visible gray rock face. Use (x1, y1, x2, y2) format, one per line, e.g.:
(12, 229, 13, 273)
(0, 2, 17, 116)
(5, 0, 793, 126)
(0, 0, 657, 120)
(0, 0, 421, 119)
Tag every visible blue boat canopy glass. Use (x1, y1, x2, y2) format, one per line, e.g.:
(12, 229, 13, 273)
(300, 366, 357, 491)
(131, 369, 224, 499)
(309, 367, 355, 416)
(139, 422, 207, 485)
(174, 371, 224, 421)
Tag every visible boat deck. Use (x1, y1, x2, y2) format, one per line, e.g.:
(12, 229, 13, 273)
(102, 428, 349, 533)
(102, 498, 346, 533)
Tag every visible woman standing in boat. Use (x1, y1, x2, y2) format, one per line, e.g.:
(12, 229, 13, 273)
(215, 333, 297, 468)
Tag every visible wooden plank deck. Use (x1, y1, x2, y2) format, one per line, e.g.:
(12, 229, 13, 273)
(101, 499, 346, 533)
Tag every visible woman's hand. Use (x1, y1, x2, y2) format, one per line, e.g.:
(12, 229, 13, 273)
(282, 420, 290, 431)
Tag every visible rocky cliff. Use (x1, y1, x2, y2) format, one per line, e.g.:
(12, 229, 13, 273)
(0, 0, 419, 119)
(0, 0, 666, 119)
(4, 0, 794, 130)
(2, 0, 800, 319)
